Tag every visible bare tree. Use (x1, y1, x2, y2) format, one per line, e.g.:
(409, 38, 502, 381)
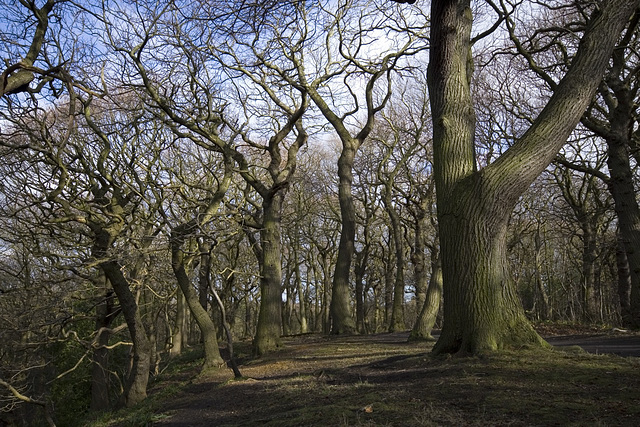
(425, 0, 638, 355)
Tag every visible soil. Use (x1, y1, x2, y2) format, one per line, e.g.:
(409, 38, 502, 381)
(146, 326, 640, 427)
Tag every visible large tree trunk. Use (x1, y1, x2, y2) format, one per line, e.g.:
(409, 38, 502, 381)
(433, 192, 546, 354)
(428, 0, 636, 355)
(253, 191, 284, 355)
(330, 143, 358, 334)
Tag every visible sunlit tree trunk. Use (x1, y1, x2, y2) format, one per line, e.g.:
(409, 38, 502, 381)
(253, 191, 285, 355)
(170, 289, 187, 357)
(330, 143, 359, 334)
(428, 0, 636, 354)
(99, 259, 150, 406)
(171, 234, 224, 371)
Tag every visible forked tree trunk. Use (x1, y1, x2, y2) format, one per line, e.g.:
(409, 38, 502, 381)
(428, 0, 637, 354)
(253, 191, 285, 355)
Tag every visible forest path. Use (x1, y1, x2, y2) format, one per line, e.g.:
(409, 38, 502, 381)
(149, 328, 640, 426)
(544, 332, 640, 357)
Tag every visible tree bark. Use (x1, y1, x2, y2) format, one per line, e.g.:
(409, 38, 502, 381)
(330, 143, 359, 334)
(428, 0, 637, 354)
(170, 288, 187, 357)
(320, 251, 332, 334)
(171, 237, 224, 371)
(580, 220, 599, 322)
(604, 91, 640, 327)
(616, 233, 633, 324)
(384, 183, 406, 332)
(354, 249, 367, 334)
(533, 227, 551, 321)
(99, 259, 151, 407)
(411, 213, 428, 314)
(253, 191, 285, 355)
(410, 248, 442, 341)
(90, 288, 117, 412)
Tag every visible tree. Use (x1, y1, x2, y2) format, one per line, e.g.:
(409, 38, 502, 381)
(100, 0, 310, 355)
(502, 2, 640, 326)
(553, 147, 614, 323)
(425, 0, 639, 355)
(0, 0, 56, 97)
(288, 1, 427, 334)
(164, 148, 232, 371)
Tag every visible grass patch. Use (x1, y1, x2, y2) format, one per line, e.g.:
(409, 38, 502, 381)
(80, 332, 640, 426)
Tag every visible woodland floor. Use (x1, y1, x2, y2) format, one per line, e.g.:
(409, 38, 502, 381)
(91, 325, 640, 427)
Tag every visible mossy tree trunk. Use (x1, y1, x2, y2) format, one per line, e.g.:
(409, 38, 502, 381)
(253, 191, 285, 355)
(171, 233, 225, 371)
(98, 258, 151, 407)
(428, 0, 638, 355)
(329, 142, 359, 334)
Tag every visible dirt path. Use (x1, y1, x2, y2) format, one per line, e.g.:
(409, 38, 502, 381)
(545, 333, 640, 357)
(149, 331, 640, 426)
